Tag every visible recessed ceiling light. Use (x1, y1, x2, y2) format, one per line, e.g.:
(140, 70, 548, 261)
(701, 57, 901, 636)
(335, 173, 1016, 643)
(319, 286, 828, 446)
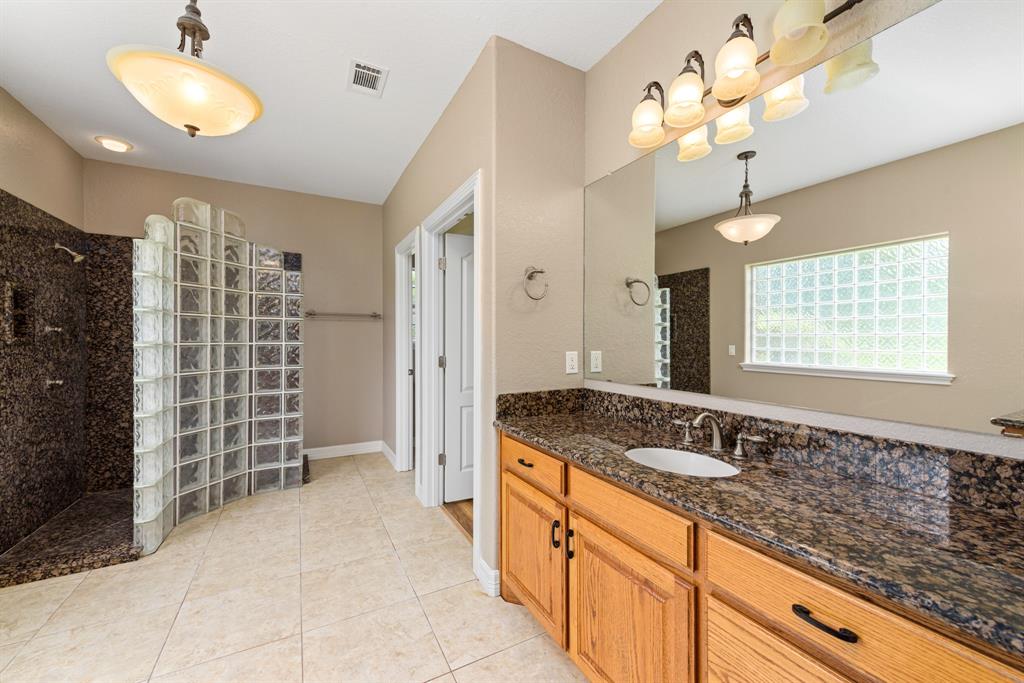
(94, 136, 134, 153)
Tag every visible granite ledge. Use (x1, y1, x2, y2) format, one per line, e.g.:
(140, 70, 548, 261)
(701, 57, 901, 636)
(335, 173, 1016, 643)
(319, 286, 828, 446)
(495, 412, 1024, 662)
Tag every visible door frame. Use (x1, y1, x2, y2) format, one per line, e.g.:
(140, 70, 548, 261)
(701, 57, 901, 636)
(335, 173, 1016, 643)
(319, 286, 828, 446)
(394, 229, 418, 472)
(416, 170, 482, 509)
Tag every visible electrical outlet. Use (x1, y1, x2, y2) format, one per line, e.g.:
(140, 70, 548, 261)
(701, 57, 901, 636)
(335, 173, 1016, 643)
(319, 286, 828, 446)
(728, 345, 736, 357)
(565, 351, 579, 374)
(590, 350, 602, 373)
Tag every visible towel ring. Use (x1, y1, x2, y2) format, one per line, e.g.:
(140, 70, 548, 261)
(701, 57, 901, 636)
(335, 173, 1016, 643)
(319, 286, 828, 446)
(625, 277, 651, 306)
(524, 266, 548, 301)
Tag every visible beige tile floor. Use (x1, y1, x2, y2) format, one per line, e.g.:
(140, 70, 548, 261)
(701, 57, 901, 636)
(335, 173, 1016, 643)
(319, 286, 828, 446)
(0, 454, 585, 683)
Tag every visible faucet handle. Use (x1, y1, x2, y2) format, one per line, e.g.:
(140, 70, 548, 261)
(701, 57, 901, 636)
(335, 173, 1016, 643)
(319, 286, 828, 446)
(672, 419, 694, 444)
(734, 433, 767, 458)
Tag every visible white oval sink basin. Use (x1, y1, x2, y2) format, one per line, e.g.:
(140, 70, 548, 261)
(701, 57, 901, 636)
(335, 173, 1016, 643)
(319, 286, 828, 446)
(624, 448, 740, 478)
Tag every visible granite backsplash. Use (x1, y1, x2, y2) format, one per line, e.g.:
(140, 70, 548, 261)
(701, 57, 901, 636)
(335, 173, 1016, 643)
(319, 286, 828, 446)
(497, 388, 1024, 520)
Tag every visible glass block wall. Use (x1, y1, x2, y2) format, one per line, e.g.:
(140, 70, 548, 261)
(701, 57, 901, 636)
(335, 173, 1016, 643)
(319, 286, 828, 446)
(132, 215, 177, 554)
(654, 287, 670, 389)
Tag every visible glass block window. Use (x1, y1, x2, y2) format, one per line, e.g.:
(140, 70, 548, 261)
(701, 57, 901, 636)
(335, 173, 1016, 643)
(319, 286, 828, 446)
(654, 288, 670, 389)
(748, 235, 949, 375)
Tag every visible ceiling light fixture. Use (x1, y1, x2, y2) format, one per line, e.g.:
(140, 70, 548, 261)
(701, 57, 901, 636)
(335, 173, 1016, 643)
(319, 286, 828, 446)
(770, 0, 830, 66)
(824, 39, 880, 94)
(676, 125, 712, 162)
(107, 0, 262, 138)
(714, 103, 754, 145)
(94, 136, 134, 153)
(762, 74, 810, 121)
(711, 14, 760, 106)
(628, 81, 666, 149)
(714, 151, 779, 245)
(664, 51, 706, 128)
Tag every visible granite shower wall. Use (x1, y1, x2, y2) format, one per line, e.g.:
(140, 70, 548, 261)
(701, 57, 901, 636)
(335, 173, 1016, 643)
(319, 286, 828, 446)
(658, 268, 710, 394)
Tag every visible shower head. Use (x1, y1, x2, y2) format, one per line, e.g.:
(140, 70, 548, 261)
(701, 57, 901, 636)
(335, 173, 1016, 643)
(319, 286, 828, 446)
(53, 242, 85, 263)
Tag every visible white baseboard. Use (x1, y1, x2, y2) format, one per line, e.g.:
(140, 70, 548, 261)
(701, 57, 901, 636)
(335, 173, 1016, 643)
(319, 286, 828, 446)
(474, 553, 500, 597)
(381, 441, 398, 468)
(305, 441, 385, 460)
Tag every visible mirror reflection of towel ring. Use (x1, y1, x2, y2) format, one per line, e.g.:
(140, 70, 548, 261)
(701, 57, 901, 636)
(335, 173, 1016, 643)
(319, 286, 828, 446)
(524, 266, 548, 301)
(625, 277, 651, 306)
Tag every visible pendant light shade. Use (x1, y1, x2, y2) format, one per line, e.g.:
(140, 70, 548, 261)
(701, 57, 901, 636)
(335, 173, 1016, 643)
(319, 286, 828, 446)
(714, 151, 779, 245)
(770, 0, 829, 66)
(712, 14, 760, 103)
(676, 126, 712, 162)
(665, 51, 706, 128)
(762, 75, 809, 121)
(825, 39, 880, 94)
(714, 103, 753, 144)
(628, 82, 666, 149)
(108, 1, 262, 138)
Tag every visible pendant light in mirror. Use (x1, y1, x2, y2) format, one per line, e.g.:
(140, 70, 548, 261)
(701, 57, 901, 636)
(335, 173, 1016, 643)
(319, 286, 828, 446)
(762, 74, 809, 121)
(665, 51, 706, 128)
(628, 81, 666, 149)
(825, 39, 880, 93)
(107, 0, 262, 137)
(714, 151, 779, 245)
(714, 103, 753, 144)
(676, 125, 712, 162)
(712, 14, 760, 105)
(770, 0, 829, 66)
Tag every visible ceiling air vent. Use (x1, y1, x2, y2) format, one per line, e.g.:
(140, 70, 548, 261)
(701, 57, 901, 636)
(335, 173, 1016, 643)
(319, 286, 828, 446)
(348, 60, 389, 98)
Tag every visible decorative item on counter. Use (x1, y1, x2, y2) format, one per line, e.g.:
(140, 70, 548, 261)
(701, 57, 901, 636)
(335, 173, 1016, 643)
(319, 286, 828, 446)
(762, 74, 810, 121)
(825, 39, 880, 93)
(628, 81, 666, 149)
(665, 51, 706, 128)
(714, 103, 754, 144)
(714, 151, 780, 245)
(770, 0, 830, 66)
(676, 125, 712, 162)
(712, 14, 760, 105)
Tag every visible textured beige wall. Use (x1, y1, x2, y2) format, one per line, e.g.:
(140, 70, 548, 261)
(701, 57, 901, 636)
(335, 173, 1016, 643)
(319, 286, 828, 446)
(83, 160, 384, 448)
(0, 87, 83, 227)
(653, 125, 1024, 433)
(584, 153, 655, 385)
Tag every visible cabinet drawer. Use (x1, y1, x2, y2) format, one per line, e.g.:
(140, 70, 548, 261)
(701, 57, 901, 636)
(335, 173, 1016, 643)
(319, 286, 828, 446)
(707, 596, 849, 683)
(706, 532, 1021, 683)
(501, 434, 565, 496)
(569, 467, 692, 572)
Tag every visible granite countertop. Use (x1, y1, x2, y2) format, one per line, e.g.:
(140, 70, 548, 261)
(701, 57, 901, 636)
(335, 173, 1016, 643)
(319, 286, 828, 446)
(993, 410, 1024, 430)
(495, 412, 1024, 661)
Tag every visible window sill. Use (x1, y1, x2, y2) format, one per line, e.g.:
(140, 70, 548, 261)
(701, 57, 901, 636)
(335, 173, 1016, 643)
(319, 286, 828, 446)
(739, 363, 955, 385)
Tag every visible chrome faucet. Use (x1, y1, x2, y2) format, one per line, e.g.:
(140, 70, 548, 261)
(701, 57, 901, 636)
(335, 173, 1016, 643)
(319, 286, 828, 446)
(692, 412, 724, 451)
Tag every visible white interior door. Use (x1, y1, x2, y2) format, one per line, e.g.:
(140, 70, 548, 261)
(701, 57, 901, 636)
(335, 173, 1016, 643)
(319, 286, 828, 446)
(443, 233, 474, 502)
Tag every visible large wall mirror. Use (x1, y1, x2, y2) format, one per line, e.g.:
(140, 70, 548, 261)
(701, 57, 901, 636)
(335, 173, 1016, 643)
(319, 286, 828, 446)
(584, 1, 1023, 435)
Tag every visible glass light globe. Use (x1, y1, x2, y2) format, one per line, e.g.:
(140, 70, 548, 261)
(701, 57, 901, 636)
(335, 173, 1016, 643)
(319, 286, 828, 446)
(714, 104, 754, 144)
(714, 214, 781, 244)
(770, 0, 829, 66)
(107, 45, 262, 137)
(762, 75, 810, 121)
(676, 126, 712, 162)
(712, 36, 760, 101)
(664, 71, 705, 128)
(628, 97, 666, 149)
(825, 40, 880, 94)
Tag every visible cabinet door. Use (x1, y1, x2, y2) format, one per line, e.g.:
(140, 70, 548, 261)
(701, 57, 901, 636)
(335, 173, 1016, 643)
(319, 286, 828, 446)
(568, 512, 694, 683)
(501, 472, 568, 646)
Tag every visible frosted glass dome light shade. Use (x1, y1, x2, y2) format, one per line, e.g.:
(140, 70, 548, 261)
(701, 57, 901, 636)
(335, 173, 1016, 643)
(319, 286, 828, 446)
(712, 15, 760, 103)
(770, 0, 829, 66)
(825, 39, 880, 94)
(762, 75, 810, 122)
(714, 103, 753, 144)
(715, 214, 781, 244)
(107, 45, 262, 137)
(676, 126, 712, 162)
(665, 51, 706, 128)
(628, 82, 666, 149)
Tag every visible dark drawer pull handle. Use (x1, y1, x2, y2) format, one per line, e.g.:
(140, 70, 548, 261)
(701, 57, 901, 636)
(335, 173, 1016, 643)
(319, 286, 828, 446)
(566, 529, 575, 559)
(792, 604, 859, 644)
(551, 520, 561, 548)
(516, 458, 534, 468)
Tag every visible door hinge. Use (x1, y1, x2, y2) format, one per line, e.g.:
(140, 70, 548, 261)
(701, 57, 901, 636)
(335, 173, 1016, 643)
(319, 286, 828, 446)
(438, 257, 447, 271)
(438, 452, 446, 466)
(438, 355, 446, 369)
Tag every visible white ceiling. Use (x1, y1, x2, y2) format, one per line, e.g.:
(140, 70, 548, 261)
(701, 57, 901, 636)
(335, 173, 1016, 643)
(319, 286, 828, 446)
(0, 0, 660, 204)
(653, 0, 1024, 230)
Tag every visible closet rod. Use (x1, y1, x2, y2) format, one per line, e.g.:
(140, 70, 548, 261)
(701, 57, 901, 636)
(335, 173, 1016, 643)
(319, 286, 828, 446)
(305, 310, 382, 321)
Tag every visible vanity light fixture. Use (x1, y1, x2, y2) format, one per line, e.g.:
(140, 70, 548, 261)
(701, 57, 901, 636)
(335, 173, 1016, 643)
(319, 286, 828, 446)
(94, 136, 134, 153)
(107, 0, 262, 138)
(676, 125, 712, 162)
(664, 51, 706, 128)
(770, 0, 829, 66)
(714, 103, 754, 145)
(628, 81, 666, 149)
(711, 14, 760, 106)
(714, 151, 780, 245)
(762, 75, 809, 121)
(824, 39, 880, 94)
